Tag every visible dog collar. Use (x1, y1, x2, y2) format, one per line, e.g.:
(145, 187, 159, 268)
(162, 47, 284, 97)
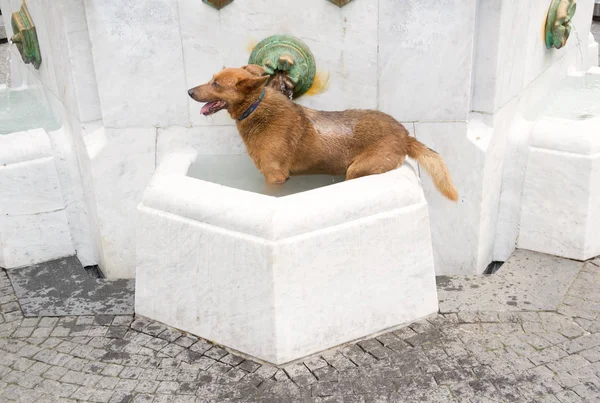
(238, 88, 265, 121)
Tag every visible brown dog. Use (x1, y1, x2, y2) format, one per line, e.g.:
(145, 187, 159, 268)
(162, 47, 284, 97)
(187, 65, 458, 201)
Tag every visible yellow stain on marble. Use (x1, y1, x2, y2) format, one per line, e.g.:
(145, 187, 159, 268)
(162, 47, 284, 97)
(306, 71, 330, 96)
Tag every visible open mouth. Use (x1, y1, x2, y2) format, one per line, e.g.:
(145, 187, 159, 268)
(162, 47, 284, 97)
(201, 100, 227, 116)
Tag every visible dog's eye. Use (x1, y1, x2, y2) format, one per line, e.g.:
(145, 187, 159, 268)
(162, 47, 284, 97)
(211, 81, 220, 88)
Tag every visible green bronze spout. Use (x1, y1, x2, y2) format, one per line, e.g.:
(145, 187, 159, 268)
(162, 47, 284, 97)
(10, 2, 42, 69)
(545, 0, 577, 50)
(248, 35, 316, 98)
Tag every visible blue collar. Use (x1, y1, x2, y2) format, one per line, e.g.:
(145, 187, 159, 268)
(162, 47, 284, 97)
(238, 89, 265, 121)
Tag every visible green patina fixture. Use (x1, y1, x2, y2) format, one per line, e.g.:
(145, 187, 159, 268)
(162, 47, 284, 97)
(328, 0, 354, 7)
(10, 2, 42, 69)
(202, 0, 233, 10)
(248, 35, 316, 98)
(545, 0, 577, 49)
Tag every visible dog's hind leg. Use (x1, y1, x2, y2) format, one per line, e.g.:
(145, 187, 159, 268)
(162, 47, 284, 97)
(345, 144, 405, 180)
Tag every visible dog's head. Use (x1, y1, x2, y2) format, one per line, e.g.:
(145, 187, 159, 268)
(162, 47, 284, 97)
(187, 65, 270, 116)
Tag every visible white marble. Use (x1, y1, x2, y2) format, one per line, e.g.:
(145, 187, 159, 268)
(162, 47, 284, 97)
(493, 65, 600, 263)
(64, 20, 102, 122)
(156, 126, 245, 166)
(0, 130, 74, 268)
(0, 211, 74, 269)
(0, 131, 61, 215)
(10, 0, 60, 98)
(589, 33, 599, 69)
(519, 116, 600, 260)
(415, 114, 513, 275)
(472, 0, 548, 113)
(1, 33, 101, 267)
(136, 153, 437, 364)
(89, 127, 157, 278)
(471, 0, 594, 114)
(416, 121, 482, 275)
(0, 156, 65, 216)
(47, 124, 98, 268)
(469, 0, 502, 114)
(85, 0, 189, 127)
(72, 119, 107, 268)
(378, 0, 477, 122)
(495, 0, 537, 108)
(491, 113, 536, 262)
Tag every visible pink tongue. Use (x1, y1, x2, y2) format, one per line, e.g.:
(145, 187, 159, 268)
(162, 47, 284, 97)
(201, 102, 215, 115)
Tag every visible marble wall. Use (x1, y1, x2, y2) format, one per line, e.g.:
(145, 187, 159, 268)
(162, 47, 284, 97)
(465, 0, 596, 272)
(73, 0, 482, 277)
(1, 0, 103, 267)
(471, 0, 595, 115)
(0, 129, 75, 268)
(1, 0, 597, 277)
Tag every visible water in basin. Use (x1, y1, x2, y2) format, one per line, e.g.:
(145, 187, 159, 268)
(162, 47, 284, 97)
(187, 154, 344, 197)
(0, 88, 61, 134)
(541, 74, 600, 120)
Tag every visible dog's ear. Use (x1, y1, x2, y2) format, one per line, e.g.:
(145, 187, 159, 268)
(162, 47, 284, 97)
(236, 75, 270, 92)
(241, 64, 267, 77)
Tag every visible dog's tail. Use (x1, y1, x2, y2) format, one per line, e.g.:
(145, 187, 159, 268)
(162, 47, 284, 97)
(406, 137, 458, 202)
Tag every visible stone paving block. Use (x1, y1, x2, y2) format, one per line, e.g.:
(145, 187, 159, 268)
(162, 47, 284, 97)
(173, 336, 196, 348)
(111, 316, 134, 326)
(156, 380, 180, 394)
(304, 357, 329, 372)
(203, 346, 228, 360)
(322, 351, 357, 371)
(136, 379, 160, 393)
(555, 389, 584, 402)
(547, 354, 591, 375)
(108, 391, 134, 403)
(219, 353, 244, 366)
(161, 343, 186, 358)
(224, 367, 247, 382)
(116, 378, 138, 393)
(253, 364, 278, 380)
(438, 250, 583, 313)
(90, 388, 115, 403)
(283, 363, 318, 387)
(71, 386, 97, 401)
(157, 368, 181, 381)
(562, 334, 600, 354)
(528, 346, 569, 366)
(96, 376, 119, 390)
(238, 360, 261, 373)
(572, 381, 600, 401)
(206, 361, 231, 376)
(132, 394, 154, 403)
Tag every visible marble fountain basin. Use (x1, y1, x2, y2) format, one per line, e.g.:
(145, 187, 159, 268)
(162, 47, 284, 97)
(135, 152, 438, 365)
(519, 68, 600, 261)
(0, 88, 73, 269)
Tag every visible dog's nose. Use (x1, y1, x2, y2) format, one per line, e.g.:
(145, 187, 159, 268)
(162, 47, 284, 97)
(187, 88, 195, 98)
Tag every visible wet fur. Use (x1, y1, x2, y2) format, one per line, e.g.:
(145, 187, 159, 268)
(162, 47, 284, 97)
(188, 65, 458, 201)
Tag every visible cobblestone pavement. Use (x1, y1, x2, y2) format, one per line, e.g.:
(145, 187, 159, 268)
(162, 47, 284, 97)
(1, 251, 600, 402)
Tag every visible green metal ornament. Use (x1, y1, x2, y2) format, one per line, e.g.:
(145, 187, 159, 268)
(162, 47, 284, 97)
(328, 0, 353, 7)
(248, 35, 316, 98)
(10, 2, 42, 69)
(545, 0, 577, 49)
(202, 0, 233, 10)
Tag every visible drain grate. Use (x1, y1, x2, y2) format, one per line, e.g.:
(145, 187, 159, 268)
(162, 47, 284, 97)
(84, 265, 105, 279)
(484, 261, 504, 275)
